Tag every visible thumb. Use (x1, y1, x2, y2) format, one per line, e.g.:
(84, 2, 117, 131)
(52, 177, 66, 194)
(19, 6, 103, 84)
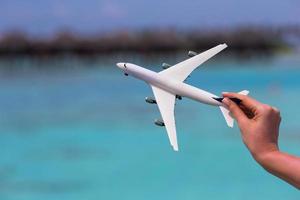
(222, 98, 248, 126)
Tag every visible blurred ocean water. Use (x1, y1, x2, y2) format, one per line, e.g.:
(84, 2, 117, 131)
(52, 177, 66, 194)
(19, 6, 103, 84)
(0, 53, 300, 199)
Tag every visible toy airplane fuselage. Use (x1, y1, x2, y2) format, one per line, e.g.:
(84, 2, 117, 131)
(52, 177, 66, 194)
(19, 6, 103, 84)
(117, 63, 222, 106)
(117, 44, 249, 151)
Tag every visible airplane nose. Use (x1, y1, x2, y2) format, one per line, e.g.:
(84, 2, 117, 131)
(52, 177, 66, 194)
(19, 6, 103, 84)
(116, 62, 124, 68)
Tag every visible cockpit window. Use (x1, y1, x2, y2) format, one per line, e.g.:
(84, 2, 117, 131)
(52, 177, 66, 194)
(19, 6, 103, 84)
(124, 63, 127, 68)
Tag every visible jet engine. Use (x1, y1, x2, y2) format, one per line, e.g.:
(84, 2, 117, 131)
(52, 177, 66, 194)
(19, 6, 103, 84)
(176, 95, 182, 100)
(188, 50, 197, 57)
(145, 97, 157, 104)
(162, 63, 171, 69)
(154, 119, 165, 127)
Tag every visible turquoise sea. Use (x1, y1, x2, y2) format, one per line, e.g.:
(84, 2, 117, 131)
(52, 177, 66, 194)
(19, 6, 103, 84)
(0, 53, 300, 199)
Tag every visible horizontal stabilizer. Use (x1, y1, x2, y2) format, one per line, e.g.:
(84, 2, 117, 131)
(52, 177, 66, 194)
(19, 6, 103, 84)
(238, 90, 249, 95)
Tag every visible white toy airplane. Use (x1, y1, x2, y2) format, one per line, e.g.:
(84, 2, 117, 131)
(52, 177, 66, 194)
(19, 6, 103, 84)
(117, 44, 249, 151)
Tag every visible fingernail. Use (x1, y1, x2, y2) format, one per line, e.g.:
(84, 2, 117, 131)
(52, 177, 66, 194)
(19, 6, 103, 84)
(222, 92, 229, 96)
(222, 98, 229, 105)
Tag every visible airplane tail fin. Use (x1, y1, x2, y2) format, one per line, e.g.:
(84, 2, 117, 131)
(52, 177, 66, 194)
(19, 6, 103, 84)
(219, 90, 249, 127)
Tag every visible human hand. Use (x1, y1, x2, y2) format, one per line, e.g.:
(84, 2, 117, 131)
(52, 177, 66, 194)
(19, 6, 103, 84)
(222, 93, 281, 162)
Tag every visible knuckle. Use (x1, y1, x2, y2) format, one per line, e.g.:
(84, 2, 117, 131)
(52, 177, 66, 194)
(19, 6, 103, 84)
(227, 101, 236, 111)
(256, 105, 264, 112)
(262, 105, 282, 119)
(227, 101, 233, 107)
(238, 118, 247, 126)
(262, 104, 273, 113)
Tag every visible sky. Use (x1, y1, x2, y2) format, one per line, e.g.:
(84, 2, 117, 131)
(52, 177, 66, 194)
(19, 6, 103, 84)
(0, 0, 299, 35)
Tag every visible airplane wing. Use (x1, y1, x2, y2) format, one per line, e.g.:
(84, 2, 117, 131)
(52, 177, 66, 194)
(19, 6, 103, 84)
(150, 85, 178, 151)
(159, 44, 227, 82)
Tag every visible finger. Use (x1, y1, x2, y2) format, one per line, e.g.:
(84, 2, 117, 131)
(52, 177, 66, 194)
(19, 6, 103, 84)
(222, 98, 248, 126)
(239, 104, 255, 119)
(222, 92, 260, 112)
